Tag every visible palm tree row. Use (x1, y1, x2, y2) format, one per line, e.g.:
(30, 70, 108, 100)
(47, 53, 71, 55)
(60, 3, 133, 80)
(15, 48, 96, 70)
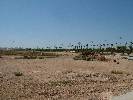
(1, 41, 132, 55)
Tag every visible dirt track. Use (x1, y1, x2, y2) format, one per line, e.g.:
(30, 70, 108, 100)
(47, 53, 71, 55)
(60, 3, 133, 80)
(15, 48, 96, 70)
(0, 54, 133, 100)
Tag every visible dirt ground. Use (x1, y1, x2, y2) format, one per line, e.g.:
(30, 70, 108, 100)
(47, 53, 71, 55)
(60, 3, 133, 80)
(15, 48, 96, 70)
(0, 52, 133, 100)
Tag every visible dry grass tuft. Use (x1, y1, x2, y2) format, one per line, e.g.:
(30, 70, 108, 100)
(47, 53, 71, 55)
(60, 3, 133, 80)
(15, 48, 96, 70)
(111, 70, 124, 74)
(14, 72, 23, 76)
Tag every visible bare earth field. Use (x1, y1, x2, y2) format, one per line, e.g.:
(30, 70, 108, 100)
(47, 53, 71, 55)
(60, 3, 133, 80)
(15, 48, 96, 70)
(0, 53, 133, 100)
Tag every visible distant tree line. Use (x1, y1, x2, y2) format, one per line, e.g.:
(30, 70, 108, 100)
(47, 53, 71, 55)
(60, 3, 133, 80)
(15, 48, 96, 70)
(0, 41, 133, 55)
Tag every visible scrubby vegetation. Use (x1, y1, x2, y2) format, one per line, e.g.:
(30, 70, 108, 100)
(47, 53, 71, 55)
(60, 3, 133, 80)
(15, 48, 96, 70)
(22, 52, 59, 59)
(73, 51, 108, 61)
(14, 72, 23, 76)
(0, 50, 60, 59)
(111, 70, 124, 74)
(0, 41, 133, 61)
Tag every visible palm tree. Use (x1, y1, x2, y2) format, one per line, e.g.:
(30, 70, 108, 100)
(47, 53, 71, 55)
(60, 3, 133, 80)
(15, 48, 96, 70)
(111, 44, 113, 48)
(71, 45, 74, 50)
(124, 42, 128, 53)
(83, 45, 85, 49)
(74, 46, 76, 50)
(99, 44, 103, 53)
(81, 45, 83, 50)
(54, 46, 57, 49)
(77, 46, 79, 50)
(86, 44, 89, 49)
(128, 42, 133, 55)
(60, 44, 64, 49)
(74, 46, 78, 50)
(125, 42, 128, 47)
(78, 42, 81, 50)
(110, 44, 114, 54)
(59, 47, 62, 49)
(103, 44, 106, 48)
(130, 42, 133, 45)
(106, 44, 109, 48)
(93, 45, 96, 50)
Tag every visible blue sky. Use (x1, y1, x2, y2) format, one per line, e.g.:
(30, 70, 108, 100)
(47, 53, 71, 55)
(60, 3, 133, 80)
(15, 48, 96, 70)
(0, 0, 133, 48)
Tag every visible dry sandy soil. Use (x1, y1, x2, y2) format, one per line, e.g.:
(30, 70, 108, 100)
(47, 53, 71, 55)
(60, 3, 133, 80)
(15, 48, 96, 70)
(0, 52, 133, 100)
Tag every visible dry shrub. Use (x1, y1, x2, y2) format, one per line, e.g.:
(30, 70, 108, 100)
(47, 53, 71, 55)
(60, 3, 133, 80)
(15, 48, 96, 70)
(122, 57, 128, 59)
(40, 52, 59, 57)
(113, 60, 120, 64)
(14, 72, 23, 76)
(73, 54, 109, 62)
(14, 56, 24, 59)
(22, 52, 59, 59)
(82, 51, 95, 56)
(38, 56, 45, 59)
(94, 54, 109, 62)
(23, 55, 37, 59)
(73, 55, 86, 60)
(86, 57, 92, 61)
(111, 70, 123, 74)
(96, 55, 107, 61)
(117, 62, 120, 64)
(113, 60, 117, 62)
